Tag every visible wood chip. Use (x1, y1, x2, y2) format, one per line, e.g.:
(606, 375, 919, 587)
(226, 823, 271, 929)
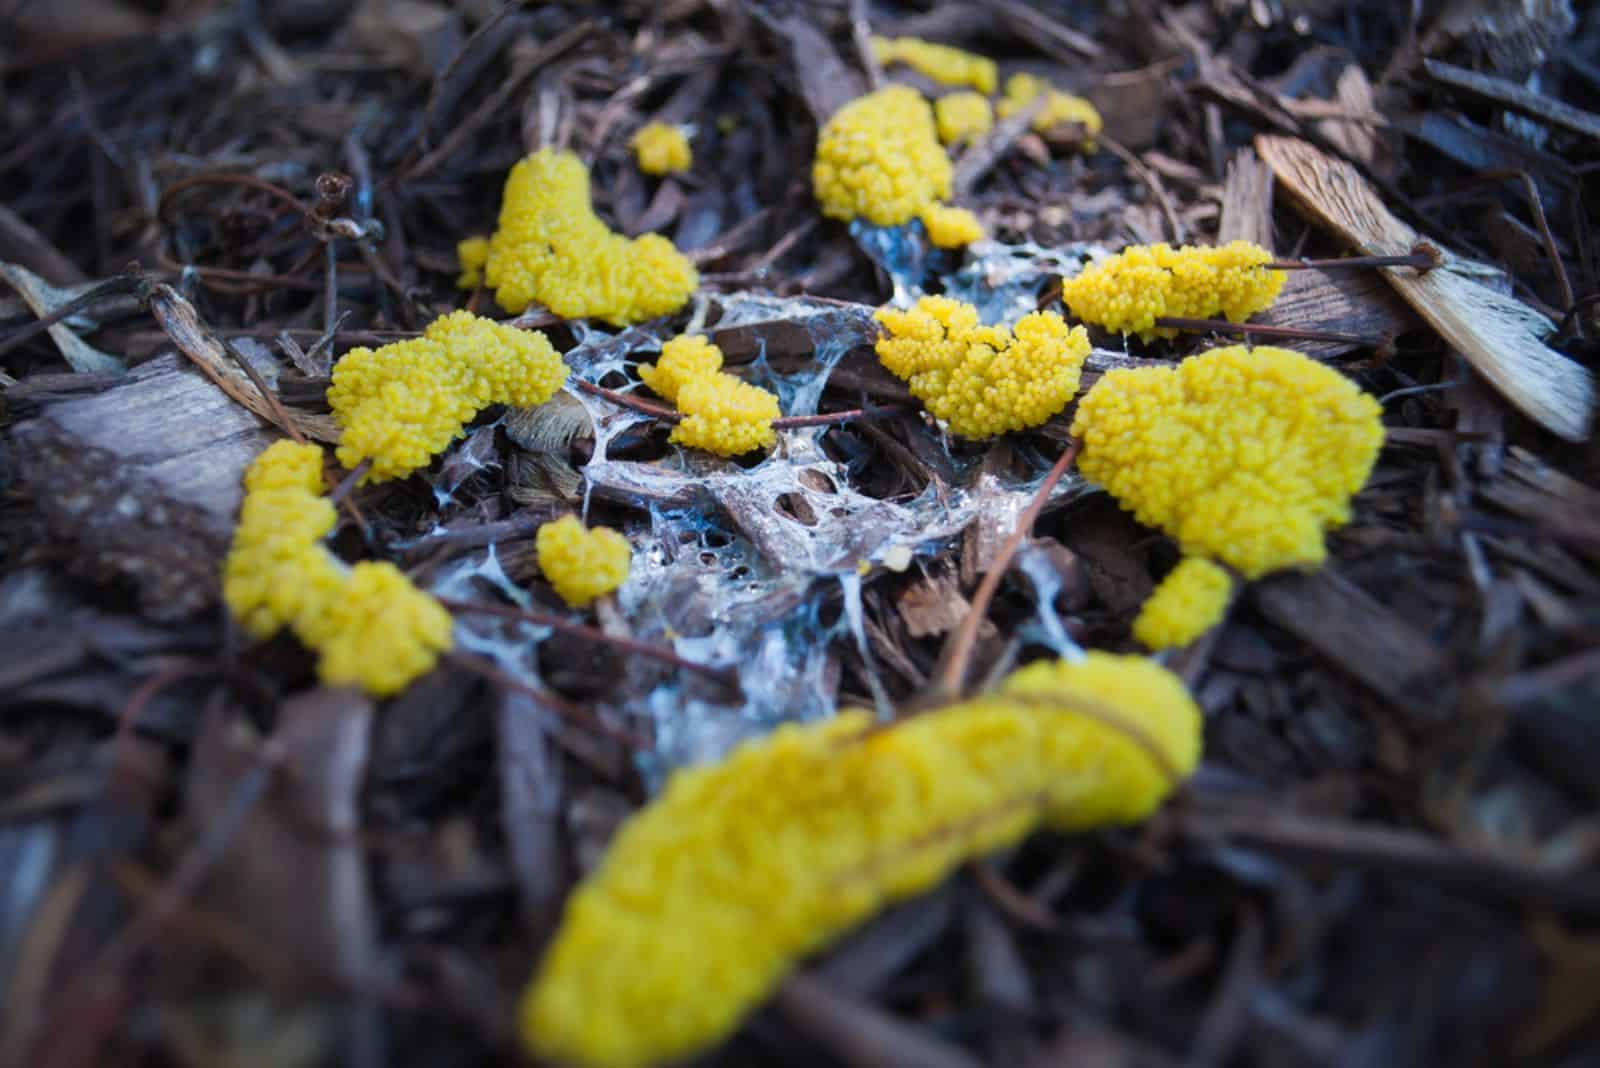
(1256, 134, 1593, 440)
(1250, 569, 1450, 723)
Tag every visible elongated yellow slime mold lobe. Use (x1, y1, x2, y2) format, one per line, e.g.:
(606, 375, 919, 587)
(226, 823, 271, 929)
(871, 36, 997, 94)
(520, 652, 1201, 1068)
(1060, 241, 1287, 340)
(221, 441, 453, 696)
(328, 310, 567, 482)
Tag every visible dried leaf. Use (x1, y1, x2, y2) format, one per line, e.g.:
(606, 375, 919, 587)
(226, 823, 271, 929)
(0, 262, 123, 375)
(1256, 134, 1594, 440)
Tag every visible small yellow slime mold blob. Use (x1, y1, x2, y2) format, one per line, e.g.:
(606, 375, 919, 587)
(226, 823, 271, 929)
(631, 122, 691, 176)
(1132, 557, 1233, 650)
(536, 515, 632, 608)
(639, 335, 780, 456)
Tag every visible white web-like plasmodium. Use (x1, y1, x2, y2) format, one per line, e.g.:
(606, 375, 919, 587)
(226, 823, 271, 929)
(487, 234, 1146, 778)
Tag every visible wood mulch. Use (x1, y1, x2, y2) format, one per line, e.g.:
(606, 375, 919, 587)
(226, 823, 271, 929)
(2, 2, 1598, 1066)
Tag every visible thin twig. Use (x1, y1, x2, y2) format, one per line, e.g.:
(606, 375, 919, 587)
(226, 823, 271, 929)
(1153, 316, 1388, 348)
(436, 596, 741, 693)
(773, 405, 908, 429)
(445, 652, 650, 750)
(571, 378, 681, 422)
(156, 172, 310, 224)
(329, 459, 372, 503)
(1267, 243, 1441, 272)
(935, 438, 1081, 699)
(0, 275, 141, 359)
(572, 377, 904, 431)
(1101, 134, 1185, 244)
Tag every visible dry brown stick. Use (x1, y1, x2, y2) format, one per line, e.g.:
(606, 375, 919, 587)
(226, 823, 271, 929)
(436, 596, 740, 693)
(403, 20, 594, 182)
(952, 94, 1045, 197)
(1152, 316, 1388, 348)
(0, 275, 140, 359)
(848, 0, 881, 90)
(328, 459, 372, 503)
(1100, 134, 1185, 243)
(446, 652, 650, 750)
(156, 172, 310, 223)
(774, 406, 908, 429)
(936, 437, 1081, 698)
(1267, 244, 1440, 272)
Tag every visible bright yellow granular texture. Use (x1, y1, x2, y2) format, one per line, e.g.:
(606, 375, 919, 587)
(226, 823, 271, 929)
(316, 561, 456, 692)
(222, 441, 454, 696)
(536, 515, 632, 608)
(479, 148, 699, 324)
(520, 652, 1201, 1068)
(934, 91, 994, 147)
(871, 36, 997, 94)
(997, 73, 1103, 145)
(631, 122, 691, 176)
(636, 334, 723, 405)
(1060, 240, 1288, 341)
(1132, 557, 1233, 650)
(918, 203, 985, 248)
(327, 310, 568, 482)
(639, 335, 781, 456)
(456, 236, 489, 288)
(813, 85, 952, 227)
(672, 373, 781, 455)
(222, 440, 341, 641)
(1070, 345, 1384, 579)
(875, 296, 1090, 438)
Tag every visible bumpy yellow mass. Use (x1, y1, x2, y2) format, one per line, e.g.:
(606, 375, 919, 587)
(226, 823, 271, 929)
(631, 122, 692, 176)
(918, 203, 985, 248)
(875, 296, 1090, 438)
(1070, 345, 1384, 579)
(456, 236, 489, 288)
(328, 310, 568, 482)
(536, 515, 632, 608)
(636, 334, 723, 405)
(813, 85, 953, 227)
(871, 36, 997, 94)
(639, 335, 780, 456)
(1132, 557, 1233, 650)
(477, 148, 698, 324)
(1060, 241, 1287, 341)
(222, 441, 454, 696)
(317, 561, 456, 693)
(521, 652, 1201, 1068)
(672, 373, 781, 455)
(998, 73, 1103, 145)
(934, 91, 994, 147)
